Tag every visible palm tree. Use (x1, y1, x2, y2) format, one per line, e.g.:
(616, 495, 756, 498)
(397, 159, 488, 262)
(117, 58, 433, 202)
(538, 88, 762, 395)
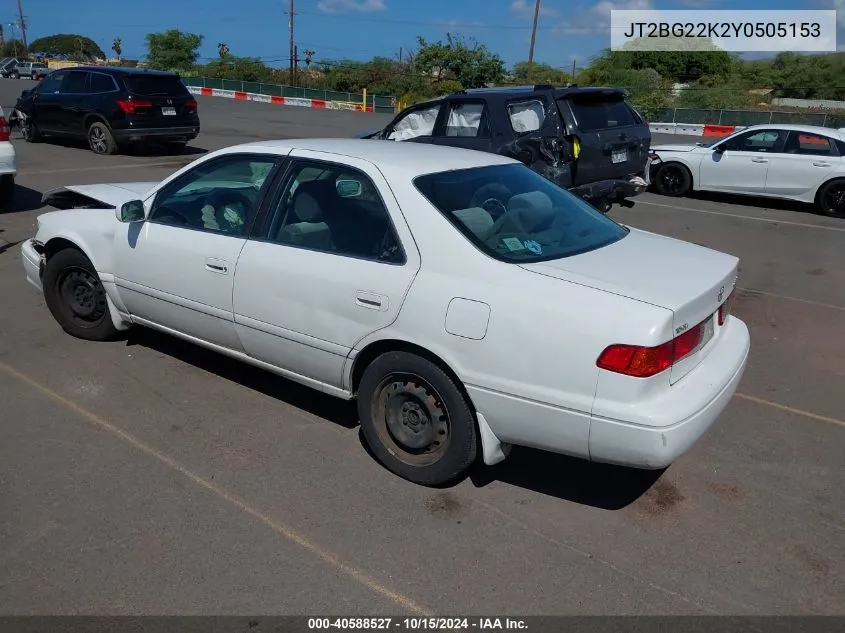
(112, 37, 122, 61)
(304, 48, 315, 67)
(218, 42, 230, 59)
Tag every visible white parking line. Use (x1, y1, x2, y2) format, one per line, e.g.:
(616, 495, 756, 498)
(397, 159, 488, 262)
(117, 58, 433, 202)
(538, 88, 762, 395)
(638, 200, 845, 233)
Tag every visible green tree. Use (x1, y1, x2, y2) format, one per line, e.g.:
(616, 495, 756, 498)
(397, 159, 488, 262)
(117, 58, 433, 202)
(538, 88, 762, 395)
(145, 29, 203, 71)
(414, 33, 506, 88)
(511, 61, 570, 85)
(112, 37, 122, 60)
(29, 34, 105, 59)
(0, 39, 27, 58)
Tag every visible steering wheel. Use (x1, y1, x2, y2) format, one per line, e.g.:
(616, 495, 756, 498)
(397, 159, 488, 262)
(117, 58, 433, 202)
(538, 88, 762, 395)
(204, 188, 254, 230)
(480, 197, 508, 219)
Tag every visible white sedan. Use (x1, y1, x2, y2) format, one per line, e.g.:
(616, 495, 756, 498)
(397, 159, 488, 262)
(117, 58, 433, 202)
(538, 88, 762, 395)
(0, 106, 16, 206)
(21, 138, 750, 486)
(650, 123, 845, 218)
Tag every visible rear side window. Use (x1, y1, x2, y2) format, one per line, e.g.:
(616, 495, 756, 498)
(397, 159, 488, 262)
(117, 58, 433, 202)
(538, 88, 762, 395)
(90, 73, 117, 93)
(124, 74, 189, 96)
(60, 71, 89, 94)
(567, 96, 639, 132)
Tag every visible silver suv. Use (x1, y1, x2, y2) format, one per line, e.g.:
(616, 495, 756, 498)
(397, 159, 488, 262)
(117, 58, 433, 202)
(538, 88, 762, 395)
(10, 62, 49, 80)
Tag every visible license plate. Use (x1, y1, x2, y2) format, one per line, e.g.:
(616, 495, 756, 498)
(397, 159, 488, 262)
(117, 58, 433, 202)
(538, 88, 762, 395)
(161, 107, 176, 116)
(611, 149, 627, 163)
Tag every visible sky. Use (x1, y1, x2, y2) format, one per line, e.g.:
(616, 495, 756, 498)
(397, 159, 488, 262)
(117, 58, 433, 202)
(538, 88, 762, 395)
(5, 0, 844, 71)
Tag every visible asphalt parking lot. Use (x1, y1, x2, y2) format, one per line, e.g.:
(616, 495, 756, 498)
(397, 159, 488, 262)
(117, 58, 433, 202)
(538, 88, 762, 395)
(1, 78, 844, 616)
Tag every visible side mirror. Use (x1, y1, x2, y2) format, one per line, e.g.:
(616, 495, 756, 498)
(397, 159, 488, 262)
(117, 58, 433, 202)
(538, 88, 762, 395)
(117, 199, 145, 222)
(714, 143, 727, 153)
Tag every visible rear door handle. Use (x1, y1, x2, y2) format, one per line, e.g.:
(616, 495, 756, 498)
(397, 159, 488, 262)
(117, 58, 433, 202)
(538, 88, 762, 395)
(356, 291, 388, 311)
(205, 257, 229, 274)
(813, 161, 831, 167)
(751, 157, 769, 163)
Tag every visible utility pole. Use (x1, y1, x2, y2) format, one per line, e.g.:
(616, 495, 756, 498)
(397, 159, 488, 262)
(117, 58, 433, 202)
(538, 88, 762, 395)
(287, 0, 295, 85)
(571, 58, 576, 83)
(16, 0, 27, 49)
(527, 0, 541, 82)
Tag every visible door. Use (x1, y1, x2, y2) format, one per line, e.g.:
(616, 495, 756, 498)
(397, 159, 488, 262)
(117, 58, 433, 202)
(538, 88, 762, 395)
(381, 101, 441, 144)
(764, 130, 839, 197)
(431, 99, 494, 153)
(113, 152, 282, 350)
(30, 70, 66, 132)
(233, 153, 421, 389)
(55, 70, 91, 136)
(698, 129, 786, 193)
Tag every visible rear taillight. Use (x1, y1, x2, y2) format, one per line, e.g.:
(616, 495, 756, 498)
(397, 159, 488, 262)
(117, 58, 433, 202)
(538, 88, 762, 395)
(597, 321, 706, 378)
(0, 116, 9, 142)
(718, 292, 733, 326)
(116, 99, 153, 114)
(185, 98, 197, 112)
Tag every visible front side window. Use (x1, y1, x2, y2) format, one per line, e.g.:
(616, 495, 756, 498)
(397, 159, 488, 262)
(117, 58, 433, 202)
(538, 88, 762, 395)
(414, 163, 628, 263)
(149, 154, 277, 236)
(725, 129, 784, 152)
(264, 160, 404, 263)
(387, 104, 440, 141)
(38, 71, 65, 93)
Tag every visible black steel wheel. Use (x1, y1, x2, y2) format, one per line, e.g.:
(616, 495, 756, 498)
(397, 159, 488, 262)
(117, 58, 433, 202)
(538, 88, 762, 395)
(88, 122, 118, 155)
(43, 248, 119, 341)
(357, 351, 478, 486)
(817, 179, 845, 219)
(654, 162, 692, 197)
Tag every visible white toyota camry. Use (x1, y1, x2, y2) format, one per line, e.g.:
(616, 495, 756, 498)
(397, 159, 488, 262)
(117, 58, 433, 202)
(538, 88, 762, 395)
(650, 123, 845, 218)
(21, 138, 750, 486)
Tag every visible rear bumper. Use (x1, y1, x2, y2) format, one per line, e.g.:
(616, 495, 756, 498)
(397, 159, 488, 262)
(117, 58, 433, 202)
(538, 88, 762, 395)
(111, 125, 200, 143)
(569, 175, 648, 207)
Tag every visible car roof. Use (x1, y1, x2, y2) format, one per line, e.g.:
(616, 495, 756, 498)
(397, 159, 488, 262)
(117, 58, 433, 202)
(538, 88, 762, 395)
(741, 123, 845, 140)
(456, 85, 627, 99)
(47, 65, 179, 77)
(219, 138, 519, 175)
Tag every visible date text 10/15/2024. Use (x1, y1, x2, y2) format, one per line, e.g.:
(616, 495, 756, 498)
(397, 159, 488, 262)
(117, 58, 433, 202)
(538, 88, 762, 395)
(308, 618, 527, 630)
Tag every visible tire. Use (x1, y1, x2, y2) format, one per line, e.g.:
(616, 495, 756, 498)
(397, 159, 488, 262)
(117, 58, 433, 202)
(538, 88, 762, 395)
(0, 175, 14, 207)
(654, 162, 692, 197)
(22, 118, 41, 143)
(10, 72, 18, 79)
(87, 121, 119, 155)
(357, 351, 478, 486)
(816, 179, 845, 219)
(42, 247, 119, 341)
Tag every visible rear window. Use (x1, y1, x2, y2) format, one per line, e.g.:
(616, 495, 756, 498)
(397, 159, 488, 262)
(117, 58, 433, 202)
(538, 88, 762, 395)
(567, 95, 639, 132)
(124, 74, 189, 96)
(414, 163, 628, 263)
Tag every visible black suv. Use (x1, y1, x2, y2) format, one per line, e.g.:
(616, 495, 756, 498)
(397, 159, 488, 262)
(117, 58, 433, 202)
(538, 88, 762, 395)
(15, 66, 200, 155)
(362, 85, 651, 212)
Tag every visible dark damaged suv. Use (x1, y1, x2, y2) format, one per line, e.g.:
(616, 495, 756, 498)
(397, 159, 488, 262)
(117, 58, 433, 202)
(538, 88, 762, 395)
(362, 85, 651, 212)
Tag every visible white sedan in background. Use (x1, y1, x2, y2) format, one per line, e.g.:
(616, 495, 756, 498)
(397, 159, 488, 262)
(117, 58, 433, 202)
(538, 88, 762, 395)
(650, 123, 845, 218)
(21, 139, 750, 486)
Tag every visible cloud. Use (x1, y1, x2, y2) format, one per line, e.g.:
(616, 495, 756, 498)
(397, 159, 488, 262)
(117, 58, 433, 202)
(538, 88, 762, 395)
(510, 0, 559, 18)
(554, 0, 653, 35)
(316, 0, 386, 14)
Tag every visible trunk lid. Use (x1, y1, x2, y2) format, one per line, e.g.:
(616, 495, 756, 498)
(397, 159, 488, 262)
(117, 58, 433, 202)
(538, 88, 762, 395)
(519, 228, 738, 383)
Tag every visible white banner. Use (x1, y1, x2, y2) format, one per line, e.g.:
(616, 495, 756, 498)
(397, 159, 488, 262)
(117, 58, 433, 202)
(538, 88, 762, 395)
(610, 10, 836, 52)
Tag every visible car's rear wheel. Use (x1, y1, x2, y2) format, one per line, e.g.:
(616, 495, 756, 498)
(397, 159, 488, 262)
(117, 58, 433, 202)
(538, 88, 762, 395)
(817, 179, 845, 219)
(357, 351, 478, 486)
(654, 162, 692, 197)
(88, 122, 119, 155)
(43, 248, 119, 341)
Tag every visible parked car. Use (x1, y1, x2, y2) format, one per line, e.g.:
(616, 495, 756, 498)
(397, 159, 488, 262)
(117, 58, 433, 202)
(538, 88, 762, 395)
(15, 66, 200, 155)
(0, 106, 16, 206)
(10, 61, 48, 80)
(650, 124, 845, 218)
(0, 57, 19, 78)
(23, 139, 749, 486)
(359, 85, 651, 213)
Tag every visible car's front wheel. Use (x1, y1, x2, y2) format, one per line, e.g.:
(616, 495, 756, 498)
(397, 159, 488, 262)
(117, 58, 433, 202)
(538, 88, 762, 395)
(43, 247, 119, 341)
(817, 179, 845, 219)
(357, 351, 478, 486)
(654, 162, 692, 197)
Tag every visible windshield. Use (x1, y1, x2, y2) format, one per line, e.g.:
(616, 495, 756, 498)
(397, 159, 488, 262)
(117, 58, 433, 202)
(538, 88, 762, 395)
(413, 163, 628, 263)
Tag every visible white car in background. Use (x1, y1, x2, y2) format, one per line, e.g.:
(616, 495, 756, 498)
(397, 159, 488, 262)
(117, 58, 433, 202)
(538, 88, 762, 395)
(650, 123, 845, 218)
(0, 106, 16, 206)
(21, 139, 750, 486)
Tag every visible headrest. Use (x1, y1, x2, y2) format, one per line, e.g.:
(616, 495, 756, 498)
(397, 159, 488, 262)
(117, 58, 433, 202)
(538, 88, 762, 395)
(293, 192, 323, 223)
(293, 178, 337, 205)
(508, 191, 553, 211)
(508, 191, 555, 233)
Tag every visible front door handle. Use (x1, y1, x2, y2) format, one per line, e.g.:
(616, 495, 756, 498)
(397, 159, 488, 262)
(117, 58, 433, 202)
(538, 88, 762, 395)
(356, 291, 388, 311)
(751, 157, 769, 163)
(205, 257, 229, 274)
(813, 161, 831, 167)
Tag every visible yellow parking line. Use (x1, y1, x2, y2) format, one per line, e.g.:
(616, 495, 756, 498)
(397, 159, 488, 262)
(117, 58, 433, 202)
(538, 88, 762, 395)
(735, 392, 845, 428)
(0, 360, 433, 616)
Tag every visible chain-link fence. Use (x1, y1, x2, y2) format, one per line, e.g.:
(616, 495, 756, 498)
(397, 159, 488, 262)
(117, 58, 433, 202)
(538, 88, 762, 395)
(643, 107, 845, 128)
(181, 76, 396, 114)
